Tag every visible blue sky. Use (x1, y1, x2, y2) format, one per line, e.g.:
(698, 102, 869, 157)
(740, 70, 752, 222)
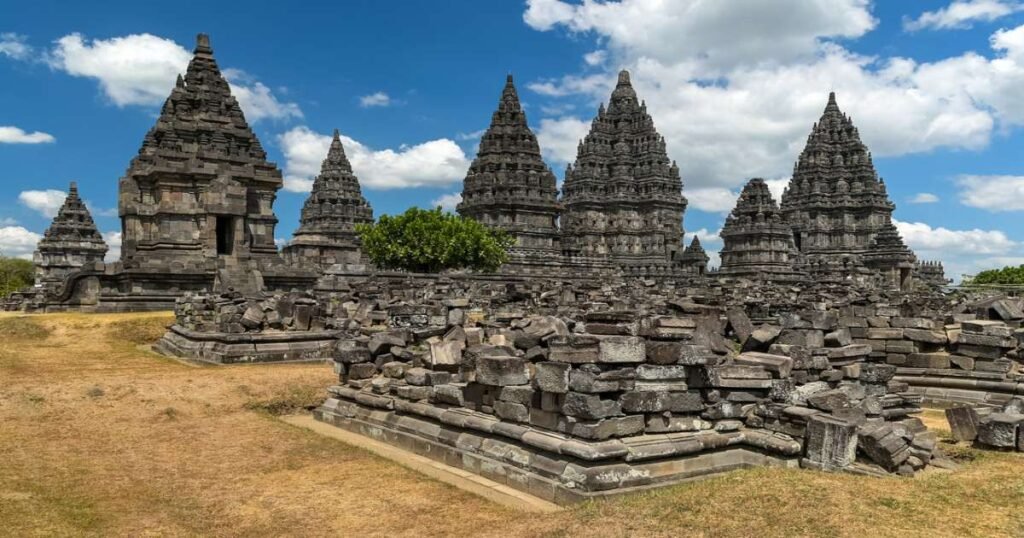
(2, 0, 1024, 280)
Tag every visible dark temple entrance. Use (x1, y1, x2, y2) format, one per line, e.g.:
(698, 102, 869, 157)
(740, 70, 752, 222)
(216, 216, 234, 255)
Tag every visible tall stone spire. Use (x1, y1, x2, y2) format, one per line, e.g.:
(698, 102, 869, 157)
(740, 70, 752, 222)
(561, 69, 687, 275)
(863, 219, 916, 290)
(283, 129, 374, 269)
(719, 178, 802, 280)
(33, 181, 108, 285)
(780, 91, 914, 285)
(679, 236, 710, 275)
(118, 33, 287, 277)
(457, 74, 561, 263)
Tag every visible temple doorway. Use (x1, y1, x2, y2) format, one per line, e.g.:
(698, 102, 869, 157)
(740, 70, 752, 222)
(216, 216, 234, 255)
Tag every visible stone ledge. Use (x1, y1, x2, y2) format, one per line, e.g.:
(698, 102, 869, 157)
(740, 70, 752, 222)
(313, 396, 799, 504)
(154, 328, 337, 364)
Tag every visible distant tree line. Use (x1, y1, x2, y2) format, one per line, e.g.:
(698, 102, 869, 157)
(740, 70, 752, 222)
(0, 256, 33, 296)
(967, 264, 1024, 286)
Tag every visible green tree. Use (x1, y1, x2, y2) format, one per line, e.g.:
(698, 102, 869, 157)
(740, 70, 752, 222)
(0, 256, 34, 296)
(969, 264, 1024, 286)
(356, 207, 515, 273)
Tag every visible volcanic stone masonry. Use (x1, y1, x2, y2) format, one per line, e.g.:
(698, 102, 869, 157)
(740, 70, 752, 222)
(718, 178, 803, 280)
(560, 71, 689, 275)
(6, 34, 317, 312)
(457, 75, 562, 271)
(283, 130, 374, 270)
(780, 92, 919, 288)
(3, 36, 951, 312)
(309, 276, 1006, 503)
(32, 181, 108, 287)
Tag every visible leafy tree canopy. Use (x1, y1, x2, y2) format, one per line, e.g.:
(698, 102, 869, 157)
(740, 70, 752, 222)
(968, 264, 1024, 286)
(356, 207, 515, 273)
(0, 256, 34, 297)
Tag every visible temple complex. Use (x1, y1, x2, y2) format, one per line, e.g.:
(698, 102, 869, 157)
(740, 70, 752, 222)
(457, 75, 561, 266)
(780, 92, 916, 286)
(283, 130, 374, 270)
(718, 178, 803, 280)
(32, 182, 108, 287)
(3, 37, 954, 313)
(561, 71, 688, 275)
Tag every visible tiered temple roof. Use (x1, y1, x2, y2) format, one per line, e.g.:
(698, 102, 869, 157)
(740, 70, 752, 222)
(561, 70, 688, 274)
(457, 75, 561, 259)
(780, 92, 916, 287)
(679, 236, 710, 275)
(284, 130, 373, 269)
(719, 178, 802, 279)
(33, 182, 108, 285)
(118, 33, 285, 275)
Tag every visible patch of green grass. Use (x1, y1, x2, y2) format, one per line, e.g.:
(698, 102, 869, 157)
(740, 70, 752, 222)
(244, 384, 324, 416)
(0, 317, 50, 340)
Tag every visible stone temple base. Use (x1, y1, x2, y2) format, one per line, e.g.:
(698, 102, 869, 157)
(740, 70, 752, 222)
(154, 325, 340, 364)
(313, 388, 800, 505)
(896, 369, 1024, 408)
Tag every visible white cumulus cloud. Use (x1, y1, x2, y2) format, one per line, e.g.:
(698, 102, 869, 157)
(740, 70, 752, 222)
(0, 226, 42, 260)
(359, 92, 392, 108)
(0, 33, 33, 61)
(534, 116, 590, 166)
(526, 3, 1024, 202)
(894, 218, 1023, 280)
(909, 192, 940, 204)
(101, 231, 121, 262)
(430, 192, 462, 212)
(0, 126, 55, 144)
(904, 0, 1022, 31)
(18, 189, 67, 218)
(38, 33, 298, 122)
(524, 0, 876, 74)
(957, 175, 1024, 211)
(277, 126, 471, 192)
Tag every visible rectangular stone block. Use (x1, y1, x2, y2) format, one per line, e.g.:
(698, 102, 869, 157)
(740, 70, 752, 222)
(867, 328, 904, 340)
(475, 356, 528, 386)
(977, 413, 1024, 448)
(561, 391, 621, 420)
(906, 353, 951, 369)
(903, 329, 947, 345)
(533, 362, 570, 394)
(804, 415, 858, 470)
(828, 344, 872, 359)
(734, 352, 793, 378)
(703, 366, 772, 389)
(944, 406, 980, 442)
(958, 332, 1016, 348)
(596, 335, 646, 363)
(619, 390, 671, 413)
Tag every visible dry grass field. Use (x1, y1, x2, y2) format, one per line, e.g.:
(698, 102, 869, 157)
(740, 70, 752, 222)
(0, 312, 1022, 537)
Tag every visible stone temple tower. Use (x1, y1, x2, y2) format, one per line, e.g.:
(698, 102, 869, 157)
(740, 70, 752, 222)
(33, 182, 108, 286)
(283, 130, 374, 270)
(561, 70, 687, 275)
(719, 178, 802, 280)
(457, 75, 561, 264)
(780, 92, 913, 286)
(118, 34, 287, 284)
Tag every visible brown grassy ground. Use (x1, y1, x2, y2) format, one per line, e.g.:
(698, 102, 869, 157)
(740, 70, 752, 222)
(0, 312, 1022, 537)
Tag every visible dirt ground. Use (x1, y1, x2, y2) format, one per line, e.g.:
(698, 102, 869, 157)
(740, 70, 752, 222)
(1, 312, 1022, 537)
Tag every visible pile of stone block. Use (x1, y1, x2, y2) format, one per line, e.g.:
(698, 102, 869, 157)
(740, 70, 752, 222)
(173, 290, 329, 333)
(322, 290, 946, 488)
(946, 398, 1024, 452)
